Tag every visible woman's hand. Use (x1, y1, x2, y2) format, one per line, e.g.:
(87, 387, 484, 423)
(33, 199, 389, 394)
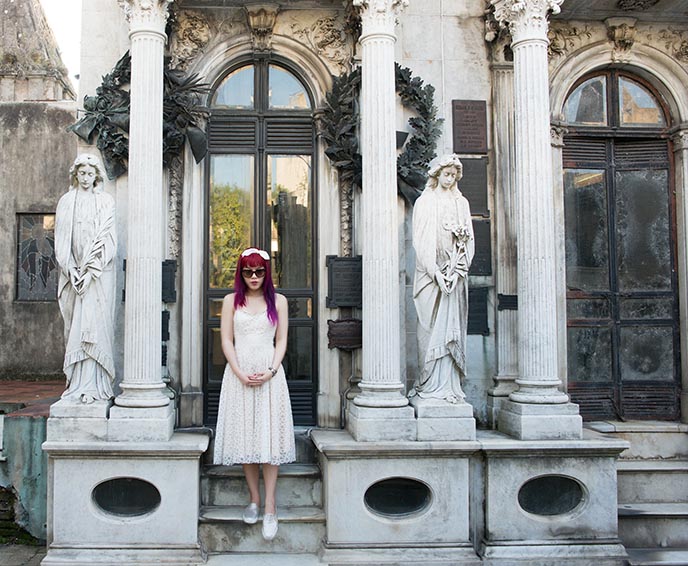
(236, 372, 257, 387)
(246, 370, 274, 386)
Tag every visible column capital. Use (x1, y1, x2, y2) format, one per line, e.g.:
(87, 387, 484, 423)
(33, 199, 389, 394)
(491, 0, 563, 44)
(118, 0, 172, 34)
(353, 0, 408, 36)
(550, 122, 568, 148)
(671, 127, 688, 151)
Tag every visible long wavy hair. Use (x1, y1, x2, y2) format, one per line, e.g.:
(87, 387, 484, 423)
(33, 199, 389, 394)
(233, 249, 278, 325)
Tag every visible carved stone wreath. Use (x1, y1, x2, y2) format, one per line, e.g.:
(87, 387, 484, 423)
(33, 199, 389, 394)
(321, 63, 442, 205)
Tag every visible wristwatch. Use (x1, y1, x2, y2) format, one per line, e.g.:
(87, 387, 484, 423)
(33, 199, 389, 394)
(268, 366, 278, 377)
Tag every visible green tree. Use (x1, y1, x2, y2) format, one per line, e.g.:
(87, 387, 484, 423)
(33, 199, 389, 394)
(209, 183, 250, 288)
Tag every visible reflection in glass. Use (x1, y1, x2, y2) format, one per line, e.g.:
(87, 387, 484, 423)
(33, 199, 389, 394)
(620, 326, 674, 381)
(16, 214, 58, 301)
(209, 328, 225, 381)
(284, 326, 312, 381)
(619, 77, 665, 127)
(209, 155, 254, 289)
(268, 155, 312, 288)
(288, 298, 312, 319)
(567, 298, 610, 319)
(213, 66, 254, 109)
(565, 76, 607, 126)
(518, 476, 584, 516)
(615, 169, 670, 291)
(567, 327, 612, 383)
(208, 298, 226, 319)
(564, 169, 609, 291)
(269, 65, 310, 109)
(620, 298, 673, 320)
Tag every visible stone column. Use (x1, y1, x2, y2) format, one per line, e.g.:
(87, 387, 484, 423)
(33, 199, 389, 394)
(491, 0, 581, 440)
(487, 56, 519, 427)
(672, 129, 688, 424)
(347, 0, 416, 441)
(109, 0, 175, 441)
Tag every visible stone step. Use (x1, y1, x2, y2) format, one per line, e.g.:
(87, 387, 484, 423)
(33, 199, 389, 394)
(626, 548, 688, 566)
(618, 460, 688, 504)
(202, 463, 322, 507)
(205, 552, 322, 565)
(199, 505, 325, 554)
(618, 503, 688, 548)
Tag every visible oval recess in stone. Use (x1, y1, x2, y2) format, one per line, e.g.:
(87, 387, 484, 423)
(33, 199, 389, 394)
(364, 477, 431, 518)
(92, 477, 161, 517)
(518, 475, 584, 516)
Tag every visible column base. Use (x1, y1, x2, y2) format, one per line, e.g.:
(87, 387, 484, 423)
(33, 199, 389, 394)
(346, 403, 416, 441)
(410, 397, 476, 440)
(498, 399, 582, 440)
(487, 394, 509, 430)
(108, 403, 175, 442)
(46, 399, 112, 442)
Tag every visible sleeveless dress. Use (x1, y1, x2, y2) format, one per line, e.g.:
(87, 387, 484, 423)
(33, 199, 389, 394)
(213, 307, 296, 466)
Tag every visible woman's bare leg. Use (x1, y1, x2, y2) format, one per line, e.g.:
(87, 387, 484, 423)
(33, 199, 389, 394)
(243, 463, 261, 505)
(263, 464, 279, 514)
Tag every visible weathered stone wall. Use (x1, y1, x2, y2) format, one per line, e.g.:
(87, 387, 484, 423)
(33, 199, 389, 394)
(0, 101, 76, 379)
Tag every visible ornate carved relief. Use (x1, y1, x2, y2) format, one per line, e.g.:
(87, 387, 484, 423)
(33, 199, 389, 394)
(246, 4, 280, 51)
(169, 11, 211, 71)
(617, 0, 659, 10)
(290, 15, 356, 73)
(353, 0, 409, 30)
(645, 27, 688, 63)
(491, 0, 564, 43)
(548, 21, 593, 59)
(168, 154, 184, 259)
(550, 122, 568, 148)
(606, 17, 637, 63)
(671, 129, 688, 152)
(118, 0, 173, 29)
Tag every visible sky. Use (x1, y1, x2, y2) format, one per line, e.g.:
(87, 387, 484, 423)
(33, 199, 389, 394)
(39, 0, 82, 89)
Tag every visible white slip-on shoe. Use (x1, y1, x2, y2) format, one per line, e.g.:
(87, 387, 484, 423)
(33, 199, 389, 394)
(262, 513, 278, 541)
(242, 503, 259, 524)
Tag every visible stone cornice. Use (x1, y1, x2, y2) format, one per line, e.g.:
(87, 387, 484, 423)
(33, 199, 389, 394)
(118, 0, 173, 34)
(353, 0, 408, 36)
(491, 0, 563, 44)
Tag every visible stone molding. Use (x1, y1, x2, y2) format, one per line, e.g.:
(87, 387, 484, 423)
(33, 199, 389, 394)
(617, 0, 659, 9)
(550, 122, 567, 147)
(118, 0, 173, 33)
(491, 0, 564, 44)
(671, 128, 688, 152)
(606, 17, 637, 63)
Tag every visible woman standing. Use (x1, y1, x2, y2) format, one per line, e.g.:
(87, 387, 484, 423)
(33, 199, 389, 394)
(213, 248, 295, 541)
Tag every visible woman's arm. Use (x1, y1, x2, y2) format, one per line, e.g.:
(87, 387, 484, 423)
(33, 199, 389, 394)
(251, 293, 289, 385)
(220, 295, 253, 386)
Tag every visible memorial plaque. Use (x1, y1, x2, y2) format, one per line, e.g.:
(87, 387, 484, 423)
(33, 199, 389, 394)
(468, 287, 489, 336)
(326, 255, 362, 308)
(327, 318, 363, 350)
(469, 219, 492, 276)
(460, 157, 489, 217)
(498, 293, 518, 311)
(452, 100, 488, 154)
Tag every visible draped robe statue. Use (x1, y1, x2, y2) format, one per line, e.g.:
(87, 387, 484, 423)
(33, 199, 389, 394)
(410, 154, 474, 404)
(55, 154, 117, 404)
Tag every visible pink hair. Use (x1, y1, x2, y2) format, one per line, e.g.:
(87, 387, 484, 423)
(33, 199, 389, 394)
(233, 250, 278, 325)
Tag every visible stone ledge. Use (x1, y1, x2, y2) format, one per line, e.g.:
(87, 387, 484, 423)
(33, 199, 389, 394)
(619, 502, 688, 517)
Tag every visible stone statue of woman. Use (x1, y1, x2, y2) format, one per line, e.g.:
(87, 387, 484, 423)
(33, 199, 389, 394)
(55, 154, 117, 404)
(410, 154, 474, 405)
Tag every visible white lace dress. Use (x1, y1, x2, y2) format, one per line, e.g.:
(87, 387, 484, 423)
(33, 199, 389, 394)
(213, 308, 296, 466)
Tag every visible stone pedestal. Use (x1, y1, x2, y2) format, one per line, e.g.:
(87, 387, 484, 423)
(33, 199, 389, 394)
(42, 433, 209, 566)
(479, 430, 629, 566)
(346, 403, 416, 442)
(46, 399, 111, 442)
(312, 429, 480, 565)
(498, 399, 582, 441)
(411, 397, 476, 441)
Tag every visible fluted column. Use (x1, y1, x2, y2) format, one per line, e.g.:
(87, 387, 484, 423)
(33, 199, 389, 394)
(488, 59, 519, 427)
(347, 0, 416, 441)
(110, 0, 174, 441)
(491, 0, 581, 440)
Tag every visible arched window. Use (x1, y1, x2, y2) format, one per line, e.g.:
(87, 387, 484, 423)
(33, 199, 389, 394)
(562, 70, 680, 421)
(204, 60, 317, 426)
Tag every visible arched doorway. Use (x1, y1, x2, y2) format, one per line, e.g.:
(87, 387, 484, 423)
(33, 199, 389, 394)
(562, 70, 681, 420)
(203, 58, 317, 426)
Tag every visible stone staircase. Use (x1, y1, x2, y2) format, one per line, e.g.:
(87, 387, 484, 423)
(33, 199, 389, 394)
(618, 458, 688, 566)
(199, 428, 326, 563)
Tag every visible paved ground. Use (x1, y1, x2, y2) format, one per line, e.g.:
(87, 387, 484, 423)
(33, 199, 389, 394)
(0, 544, 46, 566)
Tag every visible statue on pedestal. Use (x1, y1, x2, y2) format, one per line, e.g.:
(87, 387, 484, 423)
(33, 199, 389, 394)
(410, 154, 474, 405)
(55, 154, 117, 404)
